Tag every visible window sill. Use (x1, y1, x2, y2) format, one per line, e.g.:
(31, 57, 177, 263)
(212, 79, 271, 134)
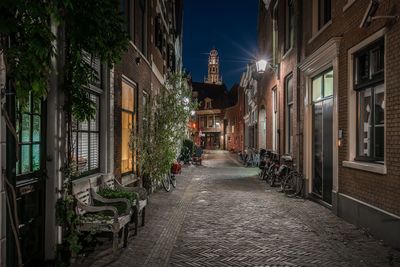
(72, 173, 104, 186)
(342, 161, 387, 175)
(343, 0, 356, 12)
(121, 173, 139, 186)
(308, 20, 332, 45)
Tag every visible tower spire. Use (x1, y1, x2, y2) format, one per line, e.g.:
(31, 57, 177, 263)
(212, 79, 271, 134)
(205, 47, 222, 85)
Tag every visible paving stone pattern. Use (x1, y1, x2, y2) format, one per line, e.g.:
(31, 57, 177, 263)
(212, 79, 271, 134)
(83, 151, 400, 267)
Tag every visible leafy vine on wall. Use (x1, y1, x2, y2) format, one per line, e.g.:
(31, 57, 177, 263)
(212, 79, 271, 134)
(1, 0, 129, 260)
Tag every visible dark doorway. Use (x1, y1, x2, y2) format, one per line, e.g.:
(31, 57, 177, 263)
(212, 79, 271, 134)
(7, 92, 46, 267)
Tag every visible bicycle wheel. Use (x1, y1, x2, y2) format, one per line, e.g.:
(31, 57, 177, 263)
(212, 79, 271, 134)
(265, 165, 274, 184)
(258, 168, 265, 180)
(281, 172, 296, 195)
(162, 173, 171, 192)
(286, 172, 304, 198)
(269, 168, 276, 187)
(171, 174, 177, 188)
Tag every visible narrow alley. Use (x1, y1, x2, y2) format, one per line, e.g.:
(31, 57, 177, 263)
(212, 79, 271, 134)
(85, 151, 400, 267)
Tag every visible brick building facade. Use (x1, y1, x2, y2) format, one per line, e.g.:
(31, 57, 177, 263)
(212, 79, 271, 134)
(0, 0, 184, 266)
(258, 0, 400, 248)
(114, 0, 183, 184)
(224, 84, 245, 152)
(192, 82, 228, 150)
(258, 0, 301, 165)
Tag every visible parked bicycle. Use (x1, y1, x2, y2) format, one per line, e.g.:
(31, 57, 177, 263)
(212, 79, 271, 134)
(261, 152, 280, 185)
(268, 154, 290, 187)
(162, 161, 182, 192)
(243, 148, 259, 167)
(261, 153, 304, 198)
(280, 168, 304, 198)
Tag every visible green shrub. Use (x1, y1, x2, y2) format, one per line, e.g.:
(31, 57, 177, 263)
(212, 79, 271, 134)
(180, 139, 194, 163)
(97, 188, 138, 214)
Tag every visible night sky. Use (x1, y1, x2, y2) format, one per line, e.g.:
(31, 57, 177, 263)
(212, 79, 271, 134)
(183, 1, 259, 90)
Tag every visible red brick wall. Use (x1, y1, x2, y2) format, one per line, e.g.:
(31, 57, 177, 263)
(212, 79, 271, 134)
(258, 0, 301, 166)
(114, 46, 153, 180)
(114, 0, 170, 180)
(225, 88, 245, 152)
(300, 0, 400, 216)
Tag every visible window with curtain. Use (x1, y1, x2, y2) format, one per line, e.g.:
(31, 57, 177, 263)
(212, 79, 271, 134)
(207, 116, 214, 128)
(199, 116, 205, 128)
(121, 81, 137, 174)
(354, 39, 385, 162)
(72, 93, 100, 175)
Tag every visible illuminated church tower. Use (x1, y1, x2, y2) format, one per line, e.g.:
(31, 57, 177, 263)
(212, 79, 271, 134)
(204, 47, 222, 84)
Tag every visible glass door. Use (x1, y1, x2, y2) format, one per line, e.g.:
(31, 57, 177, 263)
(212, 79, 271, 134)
(8, 94, 46, 266)
(312, 69, 333, 204)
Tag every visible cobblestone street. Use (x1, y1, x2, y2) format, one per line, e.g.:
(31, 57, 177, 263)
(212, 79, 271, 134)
(86, 151, 400, 267)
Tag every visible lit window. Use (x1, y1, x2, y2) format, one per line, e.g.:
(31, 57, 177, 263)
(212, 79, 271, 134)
(207, 116, 214, 128)
(16, 94, 43, 176)
(199, 116, 205, 128)
(215, 116, 221, 127)
(121, 81, 137, 174)
(312, 69, 333, 102)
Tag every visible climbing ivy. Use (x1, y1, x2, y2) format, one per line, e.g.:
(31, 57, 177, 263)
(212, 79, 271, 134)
(1, 0, 129, 262)
(0, 0, 56, 108)
(59, 0, 129, 122)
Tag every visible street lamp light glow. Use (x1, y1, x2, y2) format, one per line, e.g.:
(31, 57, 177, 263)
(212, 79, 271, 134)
(256, 59, 267, 73)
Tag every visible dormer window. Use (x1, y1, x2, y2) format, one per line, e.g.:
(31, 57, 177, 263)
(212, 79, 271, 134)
(205, 98, 212, 109)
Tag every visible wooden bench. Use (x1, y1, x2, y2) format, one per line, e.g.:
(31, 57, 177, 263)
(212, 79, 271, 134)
(72, 179, 132, 254)
(101, 175, 148, 236)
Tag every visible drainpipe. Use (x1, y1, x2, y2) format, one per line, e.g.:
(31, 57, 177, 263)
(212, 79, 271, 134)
(296, 0, 303, 173)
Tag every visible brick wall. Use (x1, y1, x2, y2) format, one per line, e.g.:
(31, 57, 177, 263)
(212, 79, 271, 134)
(114, 0, 173, 181)
(113, 45, 153, 180)
(225, 88, 245, 152)
(301, 0, 400, 216)
(258, 0, 301, 166)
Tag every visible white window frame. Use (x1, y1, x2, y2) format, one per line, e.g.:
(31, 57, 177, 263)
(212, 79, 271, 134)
(343, 28, 387, 175)
(309, 0, 332, 44)
(285, 74, 294, 154)
(272, 88, 278, 152)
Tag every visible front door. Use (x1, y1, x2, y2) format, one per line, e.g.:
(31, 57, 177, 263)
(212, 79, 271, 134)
(313, 98, 333, 203)
(7, 93, 46, 266)
(311, 69, 333, 204)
